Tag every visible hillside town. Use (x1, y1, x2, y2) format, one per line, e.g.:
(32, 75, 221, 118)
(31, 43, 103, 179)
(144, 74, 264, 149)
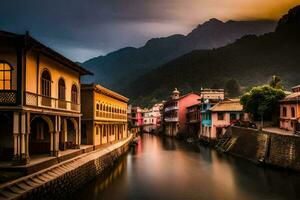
(0, 2, 300, 200)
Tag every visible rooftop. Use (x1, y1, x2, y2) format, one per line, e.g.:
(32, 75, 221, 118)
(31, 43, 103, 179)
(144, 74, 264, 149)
(0, 30, 93, 76)
(81, 83, 129, 103)
(281, 92, 300, 102)
(210, 99, 243, 112)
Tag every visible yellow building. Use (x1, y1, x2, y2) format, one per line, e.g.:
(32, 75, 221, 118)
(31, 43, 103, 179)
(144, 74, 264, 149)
(0, 31, 92, 164)
(81, 84, 129, 149)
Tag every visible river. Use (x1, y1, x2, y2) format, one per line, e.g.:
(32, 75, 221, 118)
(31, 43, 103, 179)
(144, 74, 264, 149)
(73, 134, 300, 200)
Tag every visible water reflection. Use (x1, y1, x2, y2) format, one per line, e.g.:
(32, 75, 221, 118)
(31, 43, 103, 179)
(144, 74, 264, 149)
(74, 134, 300, 200)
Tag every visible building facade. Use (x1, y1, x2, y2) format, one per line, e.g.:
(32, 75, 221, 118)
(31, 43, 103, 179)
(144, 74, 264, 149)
(0, 31, 92, 164)
(131, 107, 143, 127)
(199, 89, 224, 140)
(186, 104, 201, 138)
(210, 99, 243, 140)
(81, 84, 129, 149)
(280, 86, 300, 132)
(163, 88, 200, 137)
(143, 103, 163, 133)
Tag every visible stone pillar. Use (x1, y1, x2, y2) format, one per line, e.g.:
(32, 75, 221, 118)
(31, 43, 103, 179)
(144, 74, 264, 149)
(50, 131, 54, 156)
(52, 116, 59, 157)
(78, 116, 81, 146)
(12, 112, 20, 162)
(20, 113, 29, 164)
(61, 119, 67, 150)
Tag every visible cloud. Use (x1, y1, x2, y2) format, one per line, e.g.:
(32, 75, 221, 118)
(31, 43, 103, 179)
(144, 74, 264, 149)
(0, 0, 299, 62)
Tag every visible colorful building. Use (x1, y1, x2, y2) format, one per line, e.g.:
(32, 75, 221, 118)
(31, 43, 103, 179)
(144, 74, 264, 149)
(81, 84, 129, 149)
(0, 31, 92, 164)
(186, 104, 201, 138)
(143, 103, 163, 133)
(163, 88, 200, 137)
(279, 85, 300, 132)
(131, 106, 144, 129)
(210, 99, 243, 139)
(199, 89, 224, 140)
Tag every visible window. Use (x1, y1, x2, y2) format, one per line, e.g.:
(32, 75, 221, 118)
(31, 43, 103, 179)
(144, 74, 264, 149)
(0, 62, 12, 90)
(96, 103, 100, 110)
(282, 107, 287, 117)
(291, 107, 296, 118)
(41, 70, 51, 97)
(218, 113, 224, 120)
(58, 78, 65, 100)
(71, 84, 78, 104)
(230, 113, 237, 121)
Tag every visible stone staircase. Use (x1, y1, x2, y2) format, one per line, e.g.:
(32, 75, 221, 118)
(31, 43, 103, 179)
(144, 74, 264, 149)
(0, 136, 132, 200)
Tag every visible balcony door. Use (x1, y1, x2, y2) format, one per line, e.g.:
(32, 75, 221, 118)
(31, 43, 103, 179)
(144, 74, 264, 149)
(58, 78, 66, 109)
(41, 70, 52, 106)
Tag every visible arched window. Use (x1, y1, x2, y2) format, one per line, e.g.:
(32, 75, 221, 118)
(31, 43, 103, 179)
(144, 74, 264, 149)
(100, 104, 103, 111)
(0, 62, 12, 90)
(71, 84, 78, 104)
(96, 103, 100, 110)
(58, 78, 65, 100)
(41, 70, 51, 97)
(283, 107, 287, 117)
(291, 107, 296, 118)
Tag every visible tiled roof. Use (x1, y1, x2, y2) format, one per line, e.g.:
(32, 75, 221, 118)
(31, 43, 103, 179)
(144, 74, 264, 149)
(0, 30, 93, 75)
(281, 92, 300, 102)
(210, 99, 243, 112)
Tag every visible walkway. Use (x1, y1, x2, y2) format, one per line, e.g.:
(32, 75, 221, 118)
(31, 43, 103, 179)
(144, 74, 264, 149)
(263, 127, 300, 137)
(0, 136, 132, 200)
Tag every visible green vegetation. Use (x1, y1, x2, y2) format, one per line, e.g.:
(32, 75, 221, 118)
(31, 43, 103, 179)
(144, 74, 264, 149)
(240, 85, 286, 121)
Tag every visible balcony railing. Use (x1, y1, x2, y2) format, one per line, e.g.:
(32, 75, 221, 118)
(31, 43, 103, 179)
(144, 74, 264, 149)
(24, 92, 80, 112)
(165, 106, 179, 112)
(96, 110, 127, 120)
(164, 117, 179, 122)
(0, 90, 17, 104)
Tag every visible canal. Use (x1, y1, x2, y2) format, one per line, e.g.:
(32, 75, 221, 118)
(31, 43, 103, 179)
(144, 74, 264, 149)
(73, 134, 300, 200)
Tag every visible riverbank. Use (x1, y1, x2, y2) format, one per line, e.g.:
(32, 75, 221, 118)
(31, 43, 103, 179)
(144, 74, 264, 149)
(217, 126, 300, 171)
(0, 135, 132, 199)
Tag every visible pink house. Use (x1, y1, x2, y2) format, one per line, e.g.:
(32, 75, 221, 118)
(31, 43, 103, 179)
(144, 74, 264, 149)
(210, 99, 243, 140)
(131, 107, 143, 127)
(279, 85, 300, 132)
(163, 88, 200, 137)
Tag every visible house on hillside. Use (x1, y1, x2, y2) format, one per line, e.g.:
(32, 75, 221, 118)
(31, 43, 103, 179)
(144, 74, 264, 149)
(0, 31, 92, 164)
(143, 103, 163, 133)
(279, 85, 300, 133)
(163, 88, 200, 137)
(199, 89, 225, 141)
(210, 99, 244, 140)
(186, 104, 201, 138)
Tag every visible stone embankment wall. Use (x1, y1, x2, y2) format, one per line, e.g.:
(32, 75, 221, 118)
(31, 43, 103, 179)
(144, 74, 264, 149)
(218, 127, 300, 171)
(0, 137, 131, 200)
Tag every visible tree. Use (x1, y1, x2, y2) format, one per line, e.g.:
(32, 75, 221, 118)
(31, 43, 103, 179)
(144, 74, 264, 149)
(269, 75, 284, 89)
(240, 85, 286, 121)
(225, 79, 241, 97)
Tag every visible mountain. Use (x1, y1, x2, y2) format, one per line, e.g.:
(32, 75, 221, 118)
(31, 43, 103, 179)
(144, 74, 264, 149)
(81, 19, 276, 91)
(126, 5, 300, 106)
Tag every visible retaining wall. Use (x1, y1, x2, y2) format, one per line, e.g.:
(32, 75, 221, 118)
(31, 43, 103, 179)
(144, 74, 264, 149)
(219, 126, 300, 171)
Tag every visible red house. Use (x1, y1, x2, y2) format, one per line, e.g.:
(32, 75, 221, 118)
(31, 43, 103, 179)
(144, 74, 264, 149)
(163, 88, 200, 137)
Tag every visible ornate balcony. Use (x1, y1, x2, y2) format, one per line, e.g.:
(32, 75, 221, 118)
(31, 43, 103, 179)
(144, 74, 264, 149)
(165, 106, 179, 112)
(164, 117, 179, 122)
(0, 90, 17, 104)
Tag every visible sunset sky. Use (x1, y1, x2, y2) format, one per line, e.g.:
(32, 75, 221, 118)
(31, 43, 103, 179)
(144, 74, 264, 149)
(1, 0, 299, 62)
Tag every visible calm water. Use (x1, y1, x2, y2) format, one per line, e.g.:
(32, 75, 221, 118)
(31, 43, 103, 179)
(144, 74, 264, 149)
(73, 134, 300, 200)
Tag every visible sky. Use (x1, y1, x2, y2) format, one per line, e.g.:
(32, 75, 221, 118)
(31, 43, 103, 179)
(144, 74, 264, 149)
(0, 0, 299, 62)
